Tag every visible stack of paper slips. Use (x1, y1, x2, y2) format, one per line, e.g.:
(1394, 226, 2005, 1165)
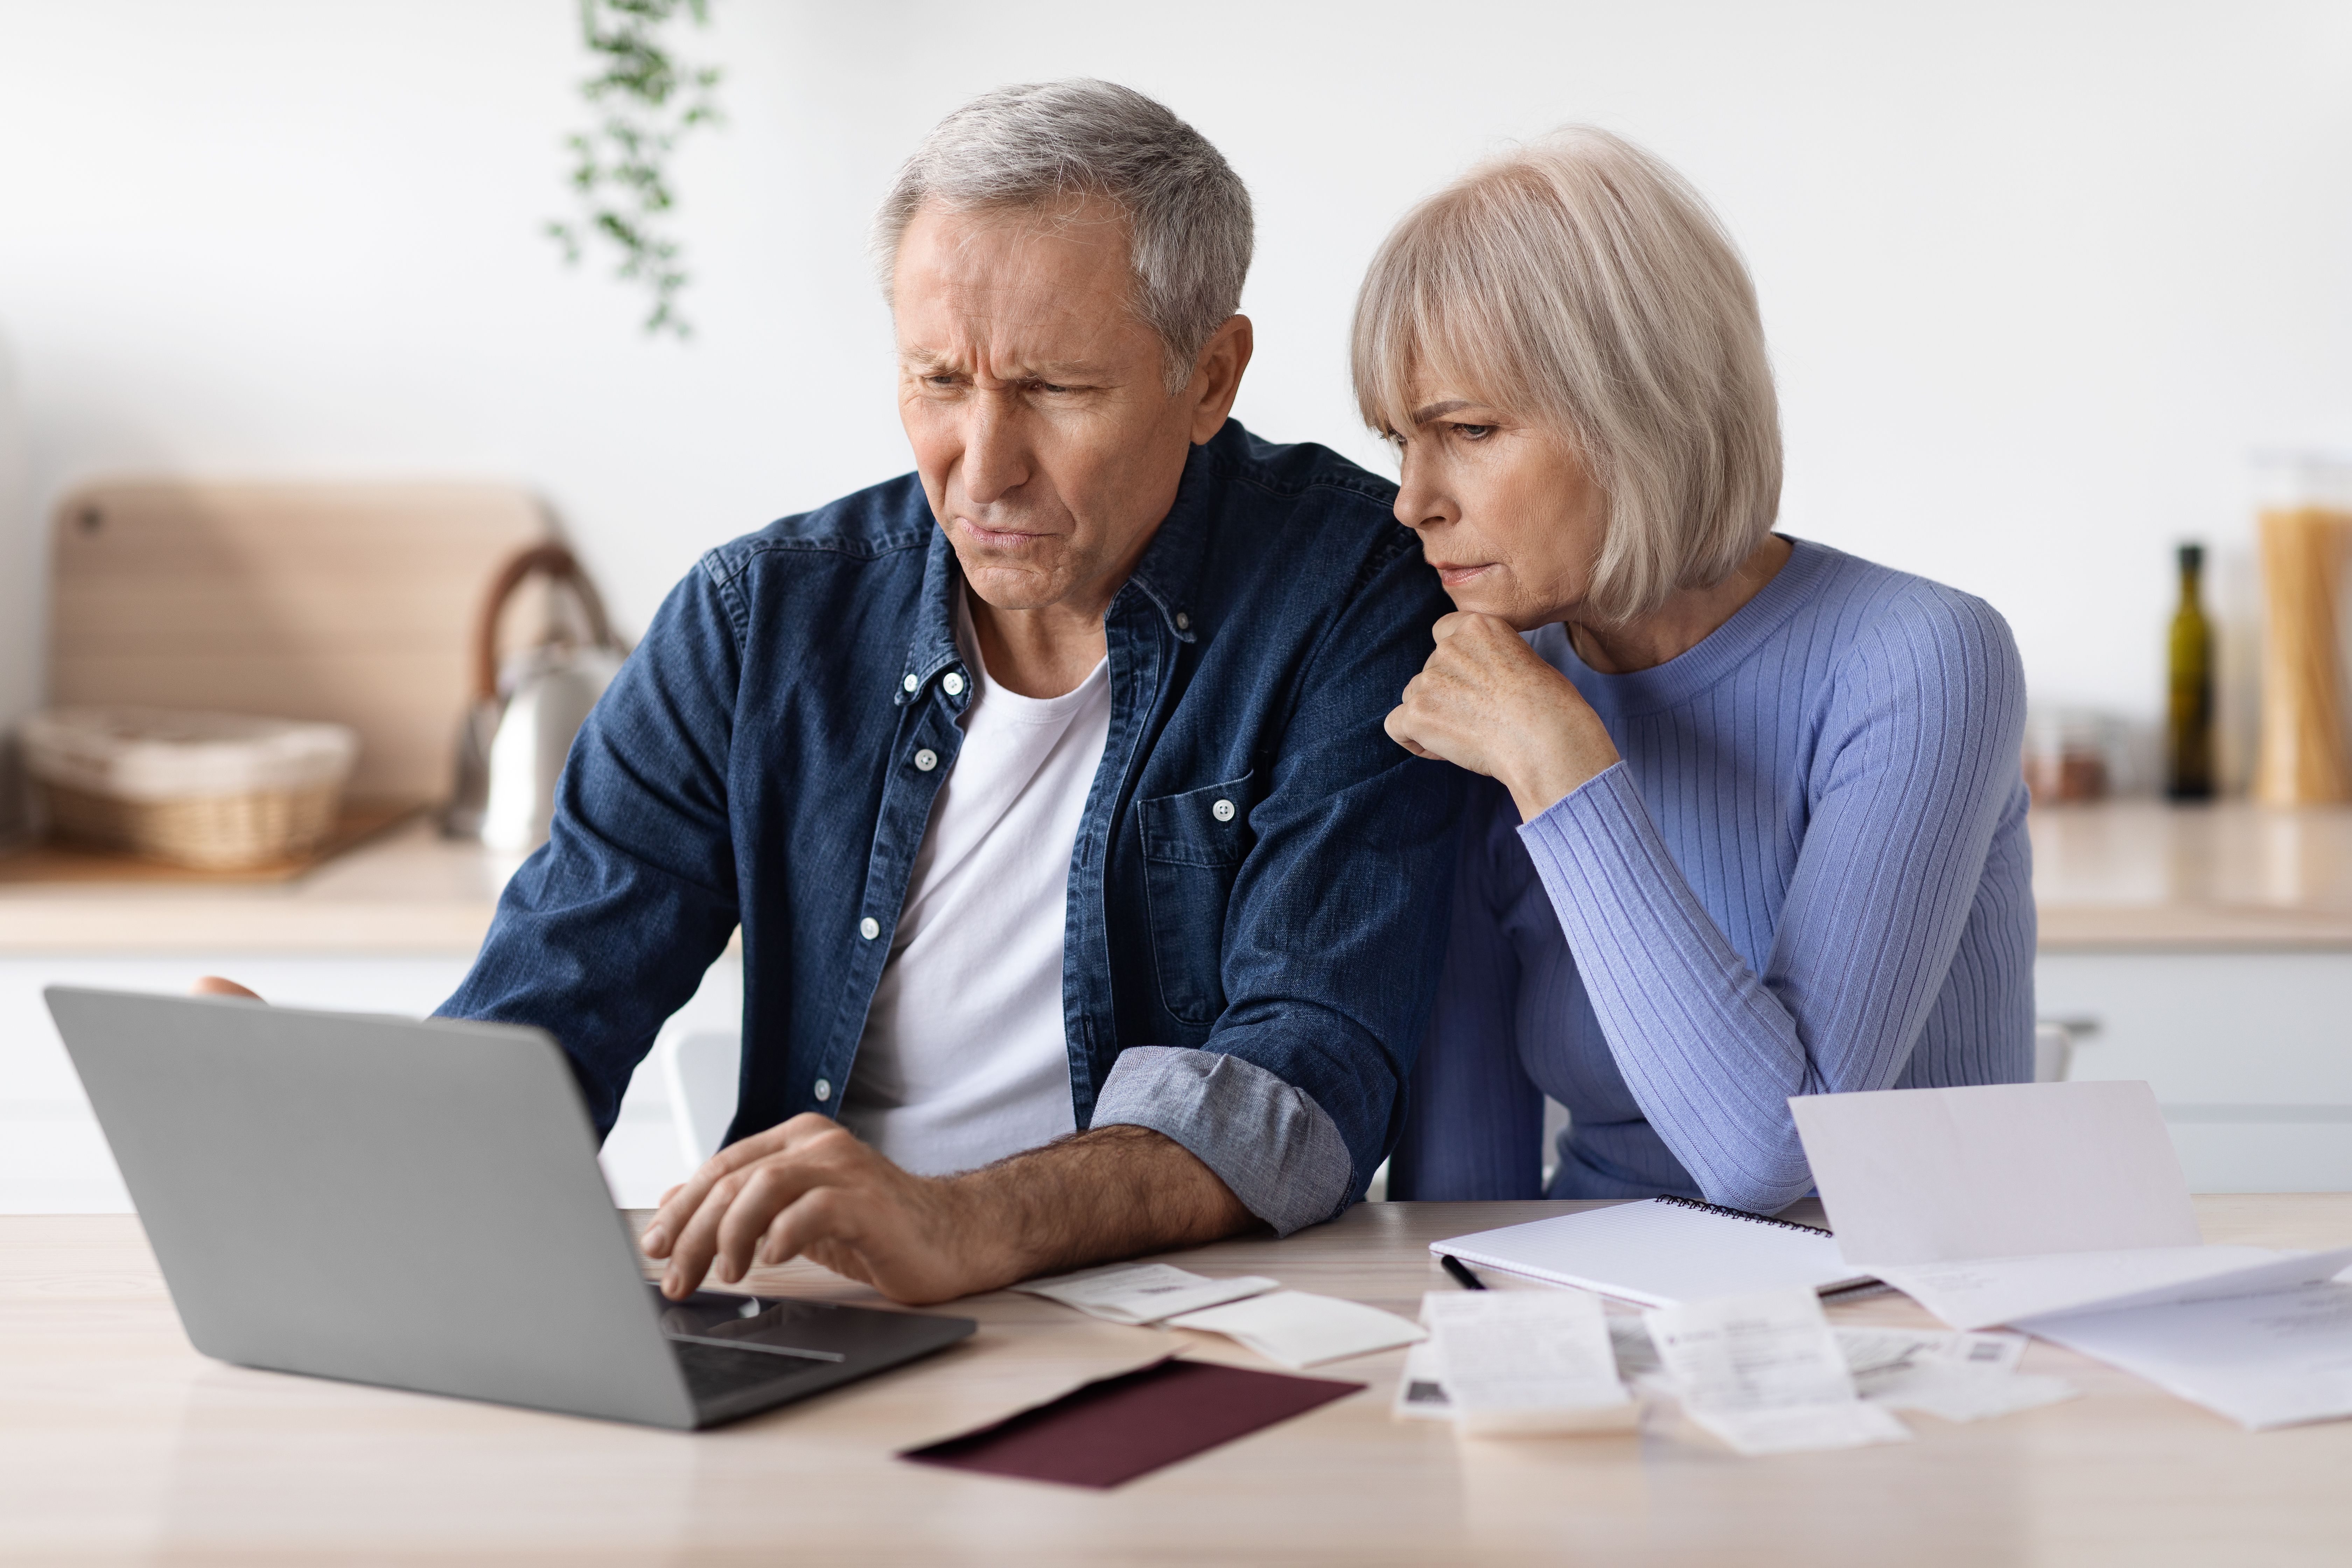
(1013, 1262, 1426, 1369)
(1410, 1289, 1636, 1435)
(1641, 1287, 1912, 1455)
(1400, 1289, 2076, 1450)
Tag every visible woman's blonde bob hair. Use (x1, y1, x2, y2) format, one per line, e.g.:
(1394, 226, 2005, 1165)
(1352, 127, 1781, 624)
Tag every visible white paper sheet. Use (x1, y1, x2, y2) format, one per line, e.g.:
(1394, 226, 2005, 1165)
(1011, 1262, 1279, 1325)
(1788, 1081, 2199, 1266)
(1643, 1288, 1911, 1456)
(1167, 1289, 1426, 1368)
(1391, 1341, 1454, 1421)
(1419, 1289, 1635, 1435)
(2021, 1281, 2352, 1430)
(1867, 1244, 2352, 1332)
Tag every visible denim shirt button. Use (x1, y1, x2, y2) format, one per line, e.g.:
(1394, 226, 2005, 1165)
(901, 673, 918, 693)
(813, 1078, 832, 1102)
(858, 917, 880, 940)
(1175, 611, 1191, 631)
(914, 749, 939, 772)
(941, 672, 966, 697)
(1212, 798, 1236, 822)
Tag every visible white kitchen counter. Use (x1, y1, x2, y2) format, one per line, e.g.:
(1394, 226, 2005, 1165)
(0, 818, 506, 953)
(5, 799, 2350, 1204)
(2032, 798, 2352, 950)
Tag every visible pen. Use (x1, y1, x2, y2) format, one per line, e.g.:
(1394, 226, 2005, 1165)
(1441, 1254, 1487, 1291)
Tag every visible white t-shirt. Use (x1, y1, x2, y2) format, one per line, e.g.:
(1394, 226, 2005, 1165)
(835, 598, 1110, 1176)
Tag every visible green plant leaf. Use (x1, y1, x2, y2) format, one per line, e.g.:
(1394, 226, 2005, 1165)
(547, 0, 723, 337)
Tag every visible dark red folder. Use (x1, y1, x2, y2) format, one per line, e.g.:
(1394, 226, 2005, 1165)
(901, 1356, 1363, 1489)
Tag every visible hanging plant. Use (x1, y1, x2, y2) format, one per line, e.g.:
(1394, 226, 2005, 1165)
(546, 0, 724, 338)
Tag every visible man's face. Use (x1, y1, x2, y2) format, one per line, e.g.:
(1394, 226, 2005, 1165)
(893, 199, 1200, 618)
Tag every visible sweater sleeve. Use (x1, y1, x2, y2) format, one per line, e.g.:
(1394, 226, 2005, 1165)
(1516, 589, 2029, 1213)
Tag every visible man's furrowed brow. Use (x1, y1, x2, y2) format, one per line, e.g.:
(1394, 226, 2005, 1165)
(899, 347, 1113, 382)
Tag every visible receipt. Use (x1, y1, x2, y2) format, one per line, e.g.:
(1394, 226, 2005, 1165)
(1012, 1263, 1280, 1326)
(1607, 1313, 1664, 1383)
(1644, 1288, 1911, 1456)
(1167, 1290, 1426, 1368)
(1421, 1290, 1635, 1435)
(1834, 1326, 2077, 1423)
(1392, 1341, 1454, 1422)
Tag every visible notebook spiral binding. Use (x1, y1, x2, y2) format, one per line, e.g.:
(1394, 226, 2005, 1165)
(1656, 1194, 1832, 1237)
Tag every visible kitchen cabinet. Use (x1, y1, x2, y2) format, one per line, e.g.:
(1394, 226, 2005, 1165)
(2033, 801, 2352, 1191)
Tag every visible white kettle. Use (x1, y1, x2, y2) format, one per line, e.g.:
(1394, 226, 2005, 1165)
(443, 544, 627, 853)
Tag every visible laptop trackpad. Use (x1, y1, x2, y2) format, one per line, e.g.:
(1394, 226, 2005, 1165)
(651, 1287, 861, 1363)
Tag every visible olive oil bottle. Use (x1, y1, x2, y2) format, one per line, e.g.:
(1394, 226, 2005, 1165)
(2167, 542, 2214, 800)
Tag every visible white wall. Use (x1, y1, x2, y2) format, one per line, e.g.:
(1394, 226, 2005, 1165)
(4, 0, 2349, 729)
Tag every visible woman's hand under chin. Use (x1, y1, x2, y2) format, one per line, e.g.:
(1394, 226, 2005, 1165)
(1385, 611, 1622, 822)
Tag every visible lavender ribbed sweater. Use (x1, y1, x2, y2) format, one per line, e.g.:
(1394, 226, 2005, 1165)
(1387, 539, 2035, 1213)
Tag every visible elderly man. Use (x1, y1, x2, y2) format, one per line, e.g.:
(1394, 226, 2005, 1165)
(444, 80, 1454, 1303)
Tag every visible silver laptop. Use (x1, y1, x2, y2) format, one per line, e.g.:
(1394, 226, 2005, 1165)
(44, 986, 974, 1430)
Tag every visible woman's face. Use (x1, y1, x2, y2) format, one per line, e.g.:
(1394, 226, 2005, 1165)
(1389, 376, 1603, 631)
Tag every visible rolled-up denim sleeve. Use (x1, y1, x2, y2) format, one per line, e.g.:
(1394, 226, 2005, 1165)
(1092, 1046, 1354, 1236)
(1155, 526, 1464, 1225)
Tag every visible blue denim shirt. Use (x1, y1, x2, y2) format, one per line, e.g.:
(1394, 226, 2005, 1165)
(438, 421, 1463, 1233)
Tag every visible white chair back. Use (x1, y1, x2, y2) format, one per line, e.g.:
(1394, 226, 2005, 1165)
(656, 1028, 740, 1171)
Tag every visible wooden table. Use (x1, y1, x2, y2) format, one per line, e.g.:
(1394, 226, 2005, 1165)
(6, 1197, 2351, 1566)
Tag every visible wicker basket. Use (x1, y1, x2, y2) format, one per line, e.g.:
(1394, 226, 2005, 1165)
(35, 779, 343, 869)
(21, 708, 358, 870)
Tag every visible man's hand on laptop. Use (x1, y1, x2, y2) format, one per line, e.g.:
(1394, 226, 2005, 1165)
(639, 1116, 1252, 1306)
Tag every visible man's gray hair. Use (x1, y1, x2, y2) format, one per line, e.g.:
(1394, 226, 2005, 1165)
(874, 79, 1253, 393)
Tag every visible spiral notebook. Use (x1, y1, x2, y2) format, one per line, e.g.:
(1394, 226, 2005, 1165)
(1431, 1197, 1872, 1308)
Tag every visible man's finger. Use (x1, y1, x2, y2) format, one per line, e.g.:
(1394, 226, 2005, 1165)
(191, 976, 263, 1001)
(756, 1185, 863, 1278)
(644, 1117, 806, 1257)
(713, 1161, 826, 1284)
(660, 1164, 758, 1298)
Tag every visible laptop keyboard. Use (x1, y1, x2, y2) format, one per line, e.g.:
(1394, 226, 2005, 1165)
(671, 1339, 830, 1404)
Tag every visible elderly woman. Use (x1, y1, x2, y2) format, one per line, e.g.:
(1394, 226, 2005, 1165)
(1368, 129, 2032, 1213)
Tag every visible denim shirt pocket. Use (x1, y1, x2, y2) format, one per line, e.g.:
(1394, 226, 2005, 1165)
(1136, 770, 1258, 1026)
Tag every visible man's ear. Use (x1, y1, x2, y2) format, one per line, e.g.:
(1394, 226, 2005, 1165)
(1185, 314, 1254, 444)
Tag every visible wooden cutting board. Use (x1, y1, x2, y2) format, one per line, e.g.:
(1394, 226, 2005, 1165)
(47, 481, 553, 807)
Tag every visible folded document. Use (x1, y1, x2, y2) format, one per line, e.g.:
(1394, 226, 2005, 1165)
(1167, 1290, 1426, 1369)
(1790, 1081, 2352, 1330)
(1791, 1078, 2352, 1429)
(1013, 1262, 1279, 1326)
